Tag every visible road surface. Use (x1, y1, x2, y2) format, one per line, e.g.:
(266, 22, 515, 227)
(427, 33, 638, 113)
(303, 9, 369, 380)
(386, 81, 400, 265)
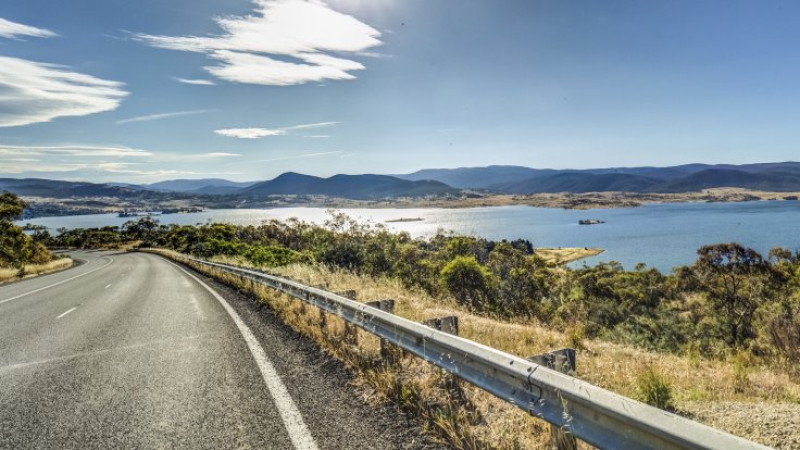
(0, 251, 428, 450)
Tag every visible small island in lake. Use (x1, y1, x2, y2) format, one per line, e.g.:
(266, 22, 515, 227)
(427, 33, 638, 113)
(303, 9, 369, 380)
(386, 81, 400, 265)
(385, 217, 425, 223)
(579, 219, 606, 225)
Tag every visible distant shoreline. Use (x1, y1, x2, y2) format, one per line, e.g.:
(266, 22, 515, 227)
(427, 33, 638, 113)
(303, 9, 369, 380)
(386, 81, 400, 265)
(16, 187, 800, 219)
(344, 188, 800, 210)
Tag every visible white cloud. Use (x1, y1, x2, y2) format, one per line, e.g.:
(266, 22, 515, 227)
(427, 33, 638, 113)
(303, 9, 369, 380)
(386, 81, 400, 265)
(136, 0, 381, 86)
(172, 77, 216, 86)
(116, 109, 211, 125)
(215, 121, 338, 139)
(0, 17, 57, 39)
(215, 128, 286, 139)
(203, 152, 241, 157)
(0, 56, 128, 127)
(302, 135, 329, 138)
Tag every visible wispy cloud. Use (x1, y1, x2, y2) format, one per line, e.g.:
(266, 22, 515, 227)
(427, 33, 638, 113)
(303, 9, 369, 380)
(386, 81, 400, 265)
(215, 128, 286, 139)
(215, 121, 338, 139)
(0, 17, 57, 39)
(0, 144, 243, 164)
(0, 144, 243, 181)
(287, 121, 339, 130)
(136, 0, 381, 86)
(116, 109, 211, 125)
(172, 77, 216, 86)
(0, 161, 214, 178)
(302, 135, 329, 139)
(203, 152, 241, 157)
(0, 144, 151, 158)
(260, 150, 342, 162)
(0, 56, 127, 127)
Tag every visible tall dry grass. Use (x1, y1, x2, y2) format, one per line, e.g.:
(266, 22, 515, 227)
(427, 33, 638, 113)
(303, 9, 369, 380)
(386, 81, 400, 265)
(0, 258, 73, 284)
(151, 250, 800, 448)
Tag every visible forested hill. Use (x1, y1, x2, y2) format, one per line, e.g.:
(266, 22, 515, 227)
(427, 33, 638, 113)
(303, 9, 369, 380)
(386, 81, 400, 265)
(239, 172, 459, 199)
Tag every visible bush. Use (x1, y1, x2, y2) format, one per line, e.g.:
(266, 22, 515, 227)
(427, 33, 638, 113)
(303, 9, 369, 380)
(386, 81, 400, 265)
(440, 256, 494, 310)
(634, 366, 674, 410)
(244, 245, 309, 267)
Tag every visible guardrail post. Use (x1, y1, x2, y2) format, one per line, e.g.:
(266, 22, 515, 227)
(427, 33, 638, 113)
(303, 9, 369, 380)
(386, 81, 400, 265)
(336, 291, 359, 346)
(424, 316, 462, 392)
(528, 349, 577, 450)
(423, 316, 459, 336)
(366, 299, 396, 362)
(319, 300, 328, 332)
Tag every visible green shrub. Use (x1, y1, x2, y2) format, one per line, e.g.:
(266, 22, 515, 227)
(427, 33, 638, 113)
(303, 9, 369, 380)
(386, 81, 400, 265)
(244, 245, 308, 267)
(440, 256, 494, 310)
(634, 366, 674, 410)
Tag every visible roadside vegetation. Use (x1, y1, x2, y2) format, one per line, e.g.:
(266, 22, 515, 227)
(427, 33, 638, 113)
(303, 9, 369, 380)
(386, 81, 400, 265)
(45, 212, 800, 447)
(50, 212, 800, 367)
(0, 192, 70, 283)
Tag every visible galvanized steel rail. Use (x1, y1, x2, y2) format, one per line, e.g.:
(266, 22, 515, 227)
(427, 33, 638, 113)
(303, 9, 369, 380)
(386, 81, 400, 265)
(185, 256, 770, 450)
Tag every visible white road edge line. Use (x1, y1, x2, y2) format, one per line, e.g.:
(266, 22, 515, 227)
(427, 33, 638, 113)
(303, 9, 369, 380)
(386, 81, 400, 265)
(0, 257, 114, 306)
(56, 307, 77, 319)
(164, 258, 319, 450)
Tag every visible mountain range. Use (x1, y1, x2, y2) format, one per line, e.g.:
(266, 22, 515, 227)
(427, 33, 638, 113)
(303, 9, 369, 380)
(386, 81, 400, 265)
(399, 162, 800, 193)
(2, 162, 800, 200)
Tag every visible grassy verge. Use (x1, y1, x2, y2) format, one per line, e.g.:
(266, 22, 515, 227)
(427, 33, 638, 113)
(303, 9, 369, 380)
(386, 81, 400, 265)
(0, 258, 73, 284)
(148, 249, 800, 449)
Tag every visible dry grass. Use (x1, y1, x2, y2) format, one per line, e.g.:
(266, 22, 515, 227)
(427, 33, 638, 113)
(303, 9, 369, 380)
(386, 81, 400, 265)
(150, 249, 800, 448)
(0, 258, 73, 284)
(534, 248, 604, 265)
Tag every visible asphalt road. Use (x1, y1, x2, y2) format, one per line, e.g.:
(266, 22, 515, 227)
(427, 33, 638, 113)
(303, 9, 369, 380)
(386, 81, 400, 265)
(0, 251, 430, 450)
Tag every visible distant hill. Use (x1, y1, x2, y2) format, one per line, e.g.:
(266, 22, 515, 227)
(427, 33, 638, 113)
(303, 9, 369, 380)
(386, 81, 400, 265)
(4, 161, 800, 201)
(398, 165, 553, 189)
(401, 162, 800, 193)
(145, 178, 256, 194)
(0, 178, 154, 198)
(653, 169, 800, 193)
(501, 173, 660, 193)
(240, 172, 459, 199)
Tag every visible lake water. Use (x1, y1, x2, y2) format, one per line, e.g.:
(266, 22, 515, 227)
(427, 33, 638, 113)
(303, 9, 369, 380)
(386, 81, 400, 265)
(18, 201, 800, 273)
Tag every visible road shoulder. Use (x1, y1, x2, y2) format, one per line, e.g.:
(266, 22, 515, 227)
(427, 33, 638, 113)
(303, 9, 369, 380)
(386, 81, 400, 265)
(173, 259, 441, 450)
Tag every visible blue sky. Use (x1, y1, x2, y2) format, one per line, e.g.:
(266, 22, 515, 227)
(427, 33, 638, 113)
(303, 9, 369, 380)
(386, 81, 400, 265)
(1, 0, 799, 183)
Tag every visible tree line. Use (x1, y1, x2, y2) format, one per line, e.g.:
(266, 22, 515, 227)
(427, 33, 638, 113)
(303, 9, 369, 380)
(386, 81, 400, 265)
(0, 193, 56, 272)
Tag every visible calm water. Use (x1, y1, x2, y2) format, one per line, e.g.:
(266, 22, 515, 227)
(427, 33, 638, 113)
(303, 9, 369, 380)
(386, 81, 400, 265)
(18, 201, 800, 272)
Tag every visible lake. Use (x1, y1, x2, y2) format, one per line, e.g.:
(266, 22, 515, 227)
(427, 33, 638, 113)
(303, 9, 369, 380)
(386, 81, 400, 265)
(17, 201, 800, 273)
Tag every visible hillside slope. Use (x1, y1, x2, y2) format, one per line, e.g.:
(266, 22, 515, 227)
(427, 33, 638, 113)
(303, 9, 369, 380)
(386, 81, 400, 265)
(240, 172, 459, 199)
(0, 178, 154, 198)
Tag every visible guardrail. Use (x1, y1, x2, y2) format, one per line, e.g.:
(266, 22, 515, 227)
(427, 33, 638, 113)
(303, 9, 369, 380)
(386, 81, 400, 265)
(182, 256, 769, 450)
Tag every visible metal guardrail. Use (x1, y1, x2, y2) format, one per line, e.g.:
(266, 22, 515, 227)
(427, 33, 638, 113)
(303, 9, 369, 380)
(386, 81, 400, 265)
(183, 256, 770, 450)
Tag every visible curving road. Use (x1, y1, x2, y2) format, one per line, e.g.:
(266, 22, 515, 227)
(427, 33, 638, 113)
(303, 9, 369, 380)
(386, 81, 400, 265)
(0, 251, 425, 450)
